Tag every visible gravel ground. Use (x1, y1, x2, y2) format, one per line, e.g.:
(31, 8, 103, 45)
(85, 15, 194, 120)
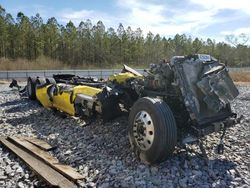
(0, 83, 249, 188)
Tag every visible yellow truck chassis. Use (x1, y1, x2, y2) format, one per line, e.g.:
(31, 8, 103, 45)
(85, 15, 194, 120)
(13, 54, 241, 165)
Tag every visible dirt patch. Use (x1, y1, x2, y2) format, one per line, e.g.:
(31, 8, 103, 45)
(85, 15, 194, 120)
(0, 80, 9, 84)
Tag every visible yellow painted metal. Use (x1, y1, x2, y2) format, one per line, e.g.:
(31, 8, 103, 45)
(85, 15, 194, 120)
(52, 85, 101, 115)
(52, 90, 75, 115)
(36, 86, 52, 108)
(72, 86, 101, 99)
(108, 72, 141, 84)
(35, 84, 102, 116)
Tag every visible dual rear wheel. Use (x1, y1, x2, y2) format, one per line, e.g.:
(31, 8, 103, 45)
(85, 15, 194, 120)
(128, 97, 177, 164)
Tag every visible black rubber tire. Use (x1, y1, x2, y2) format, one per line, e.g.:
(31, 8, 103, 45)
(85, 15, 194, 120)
(27, 77, 37, 100)
(46, 78, 56, 85)
(128, 97, 177, 164)
(36, 77, 47, 89)
(36, 77, 46, 85)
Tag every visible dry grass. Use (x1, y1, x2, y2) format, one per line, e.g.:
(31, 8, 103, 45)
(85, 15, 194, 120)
(0, 56, 69, 70)
(1, 57, 250, 84)
(230, 72, 250, 83)
(0, 57, 145, 70)
(0, 80, 9, 84)
(234, 82, 250, 86)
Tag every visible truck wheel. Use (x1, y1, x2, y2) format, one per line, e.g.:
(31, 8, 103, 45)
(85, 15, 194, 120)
(128, 97, 177, 164)
(36, 78, 46, 87)
(27, 77, 37, 100)
(46, 78, 56, 85)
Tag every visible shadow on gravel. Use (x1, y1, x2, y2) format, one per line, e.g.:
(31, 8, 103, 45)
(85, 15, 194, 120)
(4, 101, 32, 114)
(0, 99, 22, 107)
(1, 97, 39, 111)
(0, 90, 19, 95)
(239, 96, 250, 101)
(6, 109, 131, 161)
(5, 109, 49, 127)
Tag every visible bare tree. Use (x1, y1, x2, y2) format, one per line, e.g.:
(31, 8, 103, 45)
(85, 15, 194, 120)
(225, 33, 249, 46)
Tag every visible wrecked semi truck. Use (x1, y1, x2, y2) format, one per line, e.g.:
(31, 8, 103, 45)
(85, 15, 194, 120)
(19, 54, 239, 164)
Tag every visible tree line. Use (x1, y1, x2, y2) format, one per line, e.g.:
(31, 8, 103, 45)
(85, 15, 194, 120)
(0, 5, 250, 67)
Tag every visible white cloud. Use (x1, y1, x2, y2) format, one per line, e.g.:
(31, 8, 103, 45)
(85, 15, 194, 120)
(190, 0, 250, 15)
(57, 0, 249, 42)
(58, 9, 119, 26)
(221, 27, 250, 35)
(115, 0, 222, 36)
(61, 9, 95, 20)
(6, 0, 250, 44)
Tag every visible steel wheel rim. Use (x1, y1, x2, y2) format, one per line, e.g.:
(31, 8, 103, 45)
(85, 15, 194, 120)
(133, 110, 154, 151)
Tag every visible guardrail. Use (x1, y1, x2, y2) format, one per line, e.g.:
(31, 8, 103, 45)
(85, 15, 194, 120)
(0, 67, 249, 79)
(0, 69, 144, 79)
(227, 67, 250, 72)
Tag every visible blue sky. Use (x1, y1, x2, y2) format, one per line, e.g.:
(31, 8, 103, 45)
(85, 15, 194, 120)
(1, 0, 250, 43)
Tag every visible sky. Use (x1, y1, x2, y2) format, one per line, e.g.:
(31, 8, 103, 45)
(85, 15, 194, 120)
(1, 0, 250, 43)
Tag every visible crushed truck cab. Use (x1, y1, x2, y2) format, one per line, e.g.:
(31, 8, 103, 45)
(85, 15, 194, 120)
(24, 54, 240, 164)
